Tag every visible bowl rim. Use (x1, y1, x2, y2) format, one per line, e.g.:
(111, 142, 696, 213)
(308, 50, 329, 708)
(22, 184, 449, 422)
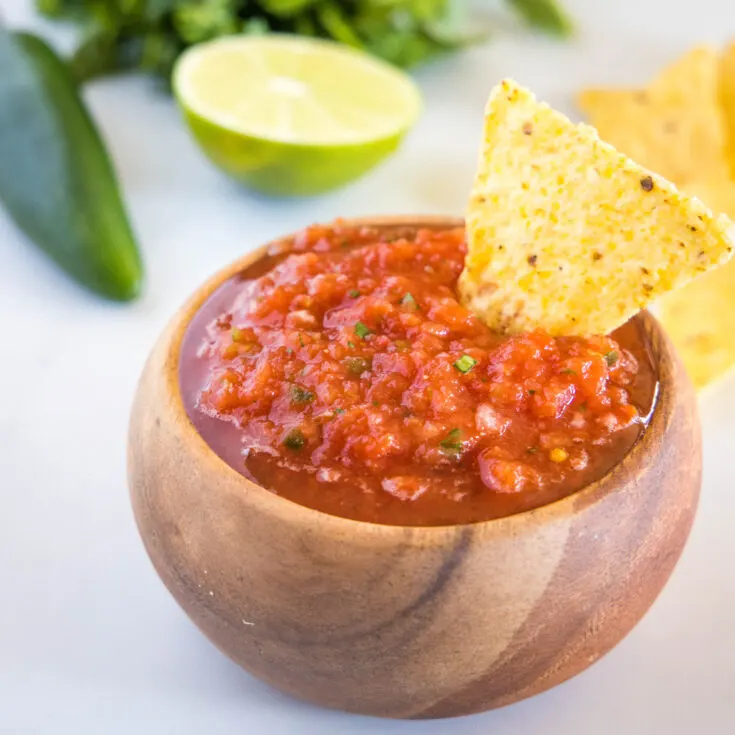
(156, 215, 674, 540)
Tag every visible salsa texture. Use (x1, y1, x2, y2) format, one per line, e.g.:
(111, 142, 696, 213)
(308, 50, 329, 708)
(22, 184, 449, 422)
(180, 224, 657, 526)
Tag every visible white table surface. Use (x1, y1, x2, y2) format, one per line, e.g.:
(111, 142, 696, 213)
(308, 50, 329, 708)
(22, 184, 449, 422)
(1, 0, 734, 732)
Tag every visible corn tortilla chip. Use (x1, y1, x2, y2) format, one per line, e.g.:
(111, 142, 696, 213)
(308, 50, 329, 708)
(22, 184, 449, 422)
(719, 42, 735, 178)
(658, 180, 735, 389)
(650, 46, 720, 104)
(460, 80, 735, 337)
(577, 48, 730, 184)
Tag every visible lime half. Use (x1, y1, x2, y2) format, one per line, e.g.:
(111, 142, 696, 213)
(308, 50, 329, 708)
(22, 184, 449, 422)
(173, 35, 422, 196)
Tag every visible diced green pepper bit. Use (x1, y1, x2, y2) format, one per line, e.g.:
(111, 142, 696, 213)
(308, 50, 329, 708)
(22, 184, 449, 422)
(454, 354, 478, 373)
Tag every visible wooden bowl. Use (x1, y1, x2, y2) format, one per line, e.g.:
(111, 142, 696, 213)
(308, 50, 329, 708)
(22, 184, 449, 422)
(128, 216, 701, 719)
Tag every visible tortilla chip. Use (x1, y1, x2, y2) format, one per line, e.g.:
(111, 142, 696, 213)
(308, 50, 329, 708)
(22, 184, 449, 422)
(650, 46, 720, 104)
(577, 47, 730, 184)
(658, 179, 735, 389)
(460, 80, 735, 337)
(719, 42, 735, 178)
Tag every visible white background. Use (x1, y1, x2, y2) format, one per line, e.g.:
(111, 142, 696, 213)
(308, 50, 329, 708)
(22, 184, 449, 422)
(1, 0, 734, 732)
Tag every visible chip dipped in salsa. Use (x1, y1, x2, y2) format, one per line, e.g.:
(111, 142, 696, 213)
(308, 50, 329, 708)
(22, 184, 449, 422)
(180, 223, 657, 527)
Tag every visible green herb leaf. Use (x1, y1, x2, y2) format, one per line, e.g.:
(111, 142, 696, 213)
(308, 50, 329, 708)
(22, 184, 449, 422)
(527, 446, 538, 454)
(528, 389, 536, 395)
(347, 340, 355, 349)
(348, 289, 360, 298)
(561, 368, 576, 376)
(354, 321, 372, 339)
(283, 428, 306, 450)
(454, 354, 478, 373)
(334, 407, 346, 415)
(605, 350, 619, 367)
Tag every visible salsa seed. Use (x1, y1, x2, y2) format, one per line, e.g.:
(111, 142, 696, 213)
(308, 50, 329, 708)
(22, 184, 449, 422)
(401, 292, 418, 309)
(440, 428, 463, 455)
(345, 356, 370, 375)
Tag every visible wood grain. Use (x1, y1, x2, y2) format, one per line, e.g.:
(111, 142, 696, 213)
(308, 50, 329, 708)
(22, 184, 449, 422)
(128, 216, 701, 718)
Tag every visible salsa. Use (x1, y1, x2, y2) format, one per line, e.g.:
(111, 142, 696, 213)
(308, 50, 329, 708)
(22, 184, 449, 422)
(180, 224, 657, 526)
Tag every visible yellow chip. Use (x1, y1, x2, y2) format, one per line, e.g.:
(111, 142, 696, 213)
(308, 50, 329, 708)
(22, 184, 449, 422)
(719, 41, 735, 178)
(658, 180, 735, 389)
(577, 47, 730, 184)
(650, 46, 720, 104)
(460, 80, 734, 337)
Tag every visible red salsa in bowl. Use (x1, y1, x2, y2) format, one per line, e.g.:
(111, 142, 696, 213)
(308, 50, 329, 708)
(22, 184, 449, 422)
(180, 223, 657, 526)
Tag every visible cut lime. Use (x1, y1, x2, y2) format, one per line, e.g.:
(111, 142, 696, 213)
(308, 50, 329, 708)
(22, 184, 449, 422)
(173, 34, 422, 196)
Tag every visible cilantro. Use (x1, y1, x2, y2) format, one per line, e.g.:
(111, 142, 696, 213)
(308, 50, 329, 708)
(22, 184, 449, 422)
(347, 340, 355, 349)
(528, 389, 536, 395)
(454, 355, 478, 373)
(354, 321, 372, 339)
(561, 368, 576, 376)
(334, 408, 346, 415)
(290, 385, 314, 403)
(348, 289, 360, 298)
(36, 1, 567, 88)
(283, 429, 306, 450)
(605, 350, 619, 367)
